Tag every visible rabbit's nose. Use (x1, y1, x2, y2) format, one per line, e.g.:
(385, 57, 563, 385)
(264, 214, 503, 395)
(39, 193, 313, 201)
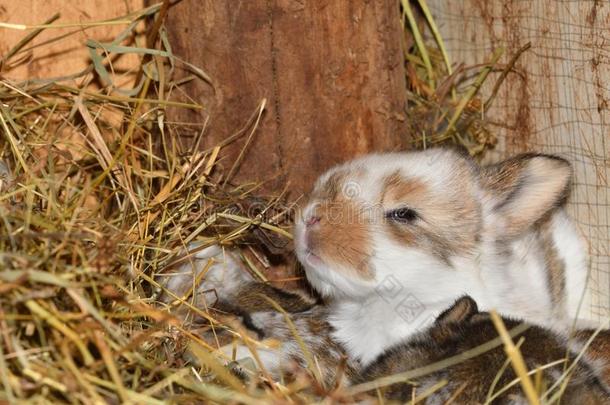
(305, 216, 321, 227)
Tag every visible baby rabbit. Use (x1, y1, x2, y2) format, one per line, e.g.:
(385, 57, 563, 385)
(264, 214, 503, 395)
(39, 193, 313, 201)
(211, 288, 608, 402)
(156, 244, 315, 322)
(159, 149, 594, 379)
(357, 296, 609, 404)
(294, 148, 592, 365)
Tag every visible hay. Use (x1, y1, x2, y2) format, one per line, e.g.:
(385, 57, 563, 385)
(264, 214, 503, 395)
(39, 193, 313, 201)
(0, 2, 584, 404)
(0, 4, 300, 403)
(401, 0, 530, 157)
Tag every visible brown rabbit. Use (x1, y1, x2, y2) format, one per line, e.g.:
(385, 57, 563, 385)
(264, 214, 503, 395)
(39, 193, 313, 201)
(357, 296, 609, 404)
(572, 328, 610, 388)
(215, 290, 609, 403)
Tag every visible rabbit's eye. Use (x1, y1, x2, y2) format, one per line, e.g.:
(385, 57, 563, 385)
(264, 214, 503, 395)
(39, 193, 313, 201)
(386, 207, 418, 223)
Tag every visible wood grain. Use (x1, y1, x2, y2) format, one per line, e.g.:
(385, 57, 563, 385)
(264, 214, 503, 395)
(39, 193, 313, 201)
(164, 0, 410, 198)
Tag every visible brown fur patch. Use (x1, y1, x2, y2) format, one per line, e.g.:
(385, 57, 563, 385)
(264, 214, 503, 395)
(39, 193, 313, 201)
(479, 156, 525, 200)
(380, 167, 481, 263)
(222, 282, 316, 313)
(235, 306, 357, 387)
(575, 329, 610, 387)
(436, 296, 478, 325)
(317, 171, 347, 201)
(307, 198, 374, 279)
(539, 218, 566, 313)
(381, 170, 427, 204)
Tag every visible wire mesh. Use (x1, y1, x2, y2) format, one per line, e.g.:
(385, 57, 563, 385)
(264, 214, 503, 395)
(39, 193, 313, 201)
(426, 0, 609, 322)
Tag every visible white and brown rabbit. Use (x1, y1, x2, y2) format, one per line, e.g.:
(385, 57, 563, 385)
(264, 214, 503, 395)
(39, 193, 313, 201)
(292, 148, 592, 365)
(158, 149, 597, 382)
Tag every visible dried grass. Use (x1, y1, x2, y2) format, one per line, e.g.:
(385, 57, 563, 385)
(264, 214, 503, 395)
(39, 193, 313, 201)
(401, 0, 531, 157)
(0, 3, 299, 403)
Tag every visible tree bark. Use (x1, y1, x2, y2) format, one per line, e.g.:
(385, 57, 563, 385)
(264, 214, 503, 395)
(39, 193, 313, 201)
(165, 0, 409, 197)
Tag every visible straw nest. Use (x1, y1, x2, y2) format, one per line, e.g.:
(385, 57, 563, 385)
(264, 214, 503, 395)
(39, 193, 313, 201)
(0, 2, 542, 404)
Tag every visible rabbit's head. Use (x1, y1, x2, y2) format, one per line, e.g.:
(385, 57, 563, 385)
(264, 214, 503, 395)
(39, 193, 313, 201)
(294, 148, 572, 300)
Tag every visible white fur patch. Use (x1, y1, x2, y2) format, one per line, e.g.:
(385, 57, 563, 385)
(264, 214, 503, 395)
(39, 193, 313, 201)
(159, 244, 253, 305)
(551, 210, 592, 323)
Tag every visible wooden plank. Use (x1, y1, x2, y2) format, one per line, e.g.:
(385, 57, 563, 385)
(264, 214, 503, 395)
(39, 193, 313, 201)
(164, 0, 410, 198)
(0, 1, 144, 80)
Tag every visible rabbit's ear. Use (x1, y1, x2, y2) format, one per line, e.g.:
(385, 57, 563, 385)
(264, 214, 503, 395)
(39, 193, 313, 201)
(480, 154, 572, 238)
(436, 296, 478, 325)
